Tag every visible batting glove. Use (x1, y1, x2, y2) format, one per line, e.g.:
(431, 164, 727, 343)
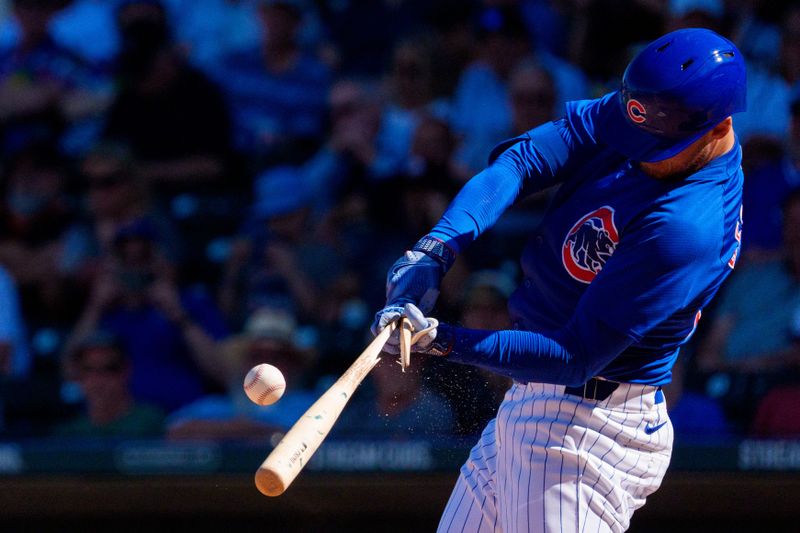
(371, 303, 452, 357)
(384, 236, 456, 313)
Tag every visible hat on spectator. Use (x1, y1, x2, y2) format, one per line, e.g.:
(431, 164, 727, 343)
(252, 165, 312, 220)
(244, 307, 298, 346)
(225, 307, 315, 373)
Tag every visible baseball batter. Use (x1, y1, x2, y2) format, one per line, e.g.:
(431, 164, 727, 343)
(372, 29, 746, 532)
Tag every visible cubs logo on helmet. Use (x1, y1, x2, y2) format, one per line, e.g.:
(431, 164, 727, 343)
(562, 206, 619, 283)
(626, 99, 647, 124)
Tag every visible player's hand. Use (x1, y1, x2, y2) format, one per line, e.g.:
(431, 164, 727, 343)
(370, 248, 442, 353)
(371, 303, 450, 356)
(401, 302, 439, 353)
(370, 303, 405, 354)
(385, 250, 443, 314)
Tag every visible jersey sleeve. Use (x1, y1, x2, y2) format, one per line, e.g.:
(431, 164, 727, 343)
(428, 119, 572, 253)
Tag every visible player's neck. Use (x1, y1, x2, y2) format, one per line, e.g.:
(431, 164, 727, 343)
(708, 128, 736, 161)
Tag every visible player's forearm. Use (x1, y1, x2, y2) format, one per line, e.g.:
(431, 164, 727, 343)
(437, 317, 633, 387)
(438, 325, 586, 386)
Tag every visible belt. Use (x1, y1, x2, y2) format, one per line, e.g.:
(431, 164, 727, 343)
(564, 377, 620, 401)
(564, 378, 665, 404)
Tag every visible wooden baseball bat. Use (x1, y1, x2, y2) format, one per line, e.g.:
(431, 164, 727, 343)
(255, 322, 397, 496)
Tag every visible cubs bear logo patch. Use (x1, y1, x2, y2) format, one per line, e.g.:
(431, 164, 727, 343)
(562, 206, 619, 283)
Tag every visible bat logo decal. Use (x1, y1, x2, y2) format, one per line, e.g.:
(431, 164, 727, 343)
(562, 206, 619, 284)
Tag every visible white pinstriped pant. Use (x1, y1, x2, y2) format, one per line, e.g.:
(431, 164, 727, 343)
(438, 382, 673, 533)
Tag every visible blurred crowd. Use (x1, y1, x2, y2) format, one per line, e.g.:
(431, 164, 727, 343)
(0, 0, 798, 445)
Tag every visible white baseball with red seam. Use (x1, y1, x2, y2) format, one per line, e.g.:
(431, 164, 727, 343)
(243, 363, 286, 406)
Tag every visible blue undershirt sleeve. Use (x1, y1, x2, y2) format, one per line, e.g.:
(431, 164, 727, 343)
(441, 312, 635, 387)
(428, 120, 571, 253)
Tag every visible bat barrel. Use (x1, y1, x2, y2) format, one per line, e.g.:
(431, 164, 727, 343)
(254, 325, 394, 497)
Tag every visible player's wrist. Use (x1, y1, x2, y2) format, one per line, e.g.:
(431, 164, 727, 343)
(412, 235, 457, 272)
(425, 322, 454, 357)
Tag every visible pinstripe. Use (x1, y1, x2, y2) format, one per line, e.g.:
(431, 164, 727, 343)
(573, 404, 590, 533)
(504, 385, 527, 531)
(576, 416, 613, 531)
(459, 478, 493, 533)
(579, 385, 633, 533)
(559, 398, 582, 533)
(513, 385, 541, 533)
(475, 491, 488, 532)
(448, 472, 472, 531)
(536, 386, 567, 533)
(522, 387, 549, 532)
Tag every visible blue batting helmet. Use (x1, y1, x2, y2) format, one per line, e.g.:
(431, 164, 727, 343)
(595, 28, 747, 162)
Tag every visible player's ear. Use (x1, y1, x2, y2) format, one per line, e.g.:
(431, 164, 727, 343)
(709, 117, 733, 140)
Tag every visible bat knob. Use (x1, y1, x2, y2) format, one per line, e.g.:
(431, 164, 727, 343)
(255, 468, 286, 497)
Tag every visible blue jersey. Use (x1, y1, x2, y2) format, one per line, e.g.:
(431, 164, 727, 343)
(429, 93, 743, 386)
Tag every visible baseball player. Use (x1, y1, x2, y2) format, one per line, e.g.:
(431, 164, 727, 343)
(372, 28, 746, 532)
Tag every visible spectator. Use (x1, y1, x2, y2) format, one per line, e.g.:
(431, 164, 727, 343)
(64, 218, 229, 412)
(371, 114, 459, 242)
(456, 61, 557, 179)
(0, 144, 73, 286)
(450, 4, 587, 179)
(0, 0, 111, 156)
(734, 0, 791, 72)
(166, 307, 318, 440)
(61, 143, 182, 282)
(735, 5, 800, 142)
(696, 190, 800, 374)
(210, 0, 330, 164)
(0, 143, 86, 340)
(314, 112, 461, 317)
(298, 78, 388, 207)
(54, 331, 165, 438)
(318, 0, 430, 76)
(426, 1, 477, 99)
(738, 98, 800, 256)
(376, 38, 448, 180)
(220, 165, 345, 325)
(103, 0, 233, 196)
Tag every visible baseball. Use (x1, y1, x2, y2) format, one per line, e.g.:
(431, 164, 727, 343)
(244, 363, 286, 406)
